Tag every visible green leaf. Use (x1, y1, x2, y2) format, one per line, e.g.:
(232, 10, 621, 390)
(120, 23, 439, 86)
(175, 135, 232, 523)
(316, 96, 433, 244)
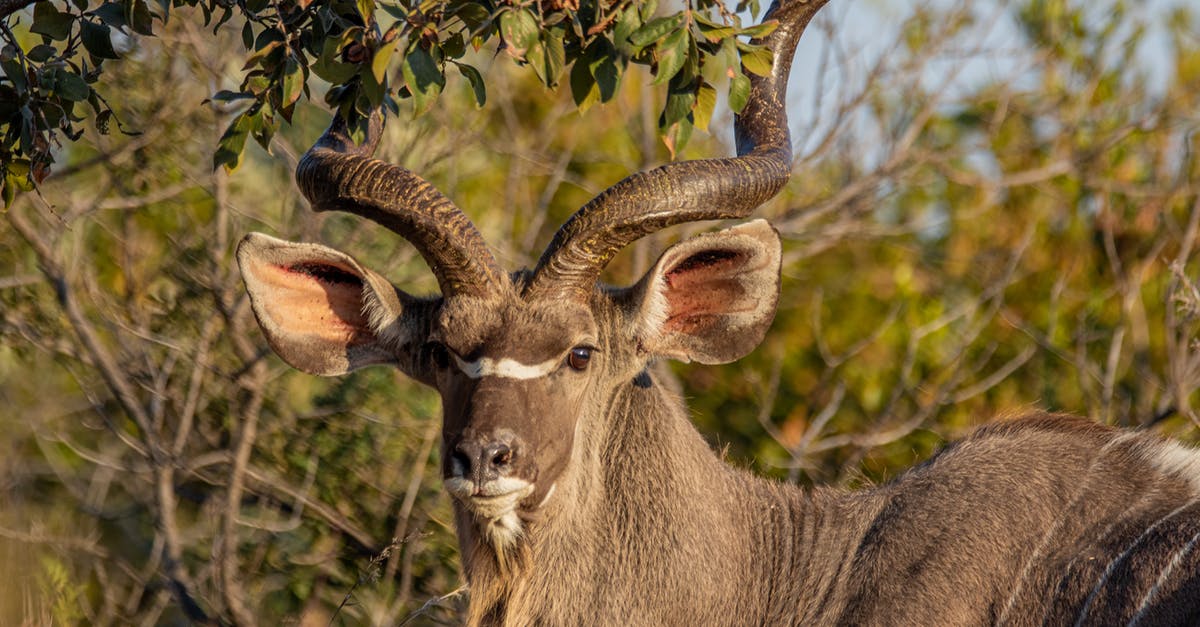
(360, 62, 384, 107)
(402, 46, 444, 114)
(692, 81, 716, 131)
(6, 158, 31, 180)
(95, 110, 112, 133)
(40, 98, 65, 127)
(569, 56, 597, 109)
(26, 45, 57, 63)
(629, 14, 684, 48)
(311, 33, 359, 84)
(81, 21, 120, 59)
(526, 41, 546, 82)
(661, 81, 695, 128)
(241, 21, 253, 49)
(91, 2, 126, 29)
(738, 19, 779, 39)
(243, 74, 271, 97)
(53, 70, 91, 101)
(593, 53, 620, 102)
(31, 2, 74, 41)
(638, 0, 659, 22)
(253, 25, 285, 51)
(1, 59, 26, 91)
(677, 119, 693, 153)
(680, 29, 699, 84)
(531, 30, 566, 87)
(696, 23, 736, 44)
(213, 111, 252, 171)
(719, 34, 738, 68)
(694, 12, 737, 43)
(456, 63, 485, 107)
(4, 160, 34, 205)
(663, 118, 693, 157)
(371, 43, 394, 85)
(451, 2, 489, 30)
(242, 40, 283, 70)
(345, 107, 369, 143)
(442, 33, 465, 59)
(728, 72, 750, 113)
(740, 46, 773, 77)
(379, 3, 406, 20)
(652, 28, 688, 85)
(613, 4, 642, 52)
(740, 0, 761, 19)
(356, 0, 376, 23)
(500, 9, 539, 58)
(281, 55, 304, 107)
(3, 176, 15, 207)
(207, 90, 255, 103)
(312, 57, 358, 85)
(129, 0, 155, 36)
(250, 107, 278, 150)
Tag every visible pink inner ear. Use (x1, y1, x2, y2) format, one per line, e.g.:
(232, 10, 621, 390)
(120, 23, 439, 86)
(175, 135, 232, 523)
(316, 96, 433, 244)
(662, 250, 754, 334)
(255, 261, 373, 345)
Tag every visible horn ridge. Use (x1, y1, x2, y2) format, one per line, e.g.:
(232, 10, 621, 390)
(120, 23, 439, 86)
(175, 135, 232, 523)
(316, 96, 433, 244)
(524, 0, 830, 301)
(296, 112, 508, 298)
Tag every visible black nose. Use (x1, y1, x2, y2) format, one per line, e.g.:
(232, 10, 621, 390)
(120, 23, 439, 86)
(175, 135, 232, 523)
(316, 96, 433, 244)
(452, 437, 517, 486)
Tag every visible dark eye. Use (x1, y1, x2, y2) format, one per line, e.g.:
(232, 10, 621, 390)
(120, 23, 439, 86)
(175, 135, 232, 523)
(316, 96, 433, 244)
(426, 342, 450, 369)
(567, 347, 592, 371)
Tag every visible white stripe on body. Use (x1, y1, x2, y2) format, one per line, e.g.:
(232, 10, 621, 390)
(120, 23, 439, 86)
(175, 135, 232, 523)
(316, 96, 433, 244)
(996, 433, 1137, 626)
(1073, 498, 1200, 627)
(453, 354, 560, 380)
(1127, 527, 1200, 626)
(1143, 439, 1200, 494)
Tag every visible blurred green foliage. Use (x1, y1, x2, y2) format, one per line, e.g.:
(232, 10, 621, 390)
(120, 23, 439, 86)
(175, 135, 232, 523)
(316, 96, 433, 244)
(1, 0, 1199, 623)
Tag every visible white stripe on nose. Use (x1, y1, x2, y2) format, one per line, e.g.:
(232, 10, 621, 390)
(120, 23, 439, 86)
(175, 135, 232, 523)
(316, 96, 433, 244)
(453, 354, 561, 380)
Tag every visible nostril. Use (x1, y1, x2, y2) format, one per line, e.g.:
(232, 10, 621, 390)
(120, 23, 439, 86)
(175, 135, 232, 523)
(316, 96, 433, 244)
(456, 438, 517, 483)
(491, 444, 513, 468)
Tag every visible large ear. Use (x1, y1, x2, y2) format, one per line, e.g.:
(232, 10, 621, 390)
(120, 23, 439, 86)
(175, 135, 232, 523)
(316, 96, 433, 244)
(237, 232, 419, 376)
(632, 220, 781, 364)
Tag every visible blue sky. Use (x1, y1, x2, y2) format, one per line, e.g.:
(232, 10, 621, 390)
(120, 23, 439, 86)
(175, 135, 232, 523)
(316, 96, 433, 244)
(777, 0, 1187, 159)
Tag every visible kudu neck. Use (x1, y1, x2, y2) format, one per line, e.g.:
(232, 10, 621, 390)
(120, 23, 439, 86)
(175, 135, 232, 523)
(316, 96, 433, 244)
(592, 371, 883, 622)
(468, 368, 883, 625)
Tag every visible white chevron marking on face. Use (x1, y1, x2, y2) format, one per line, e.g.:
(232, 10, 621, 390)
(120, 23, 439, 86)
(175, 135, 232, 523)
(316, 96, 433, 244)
(452, 354, 561, 380)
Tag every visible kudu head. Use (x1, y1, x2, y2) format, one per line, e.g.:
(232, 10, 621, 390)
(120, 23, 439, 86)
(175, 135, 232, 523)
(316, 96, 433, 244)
(238, 0, 827, 551)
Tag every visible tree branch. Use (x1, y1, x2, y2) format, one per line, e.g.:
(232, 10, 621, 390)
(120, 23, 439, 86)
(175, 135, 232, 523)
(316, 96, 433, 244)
(8, 201, 213, 623)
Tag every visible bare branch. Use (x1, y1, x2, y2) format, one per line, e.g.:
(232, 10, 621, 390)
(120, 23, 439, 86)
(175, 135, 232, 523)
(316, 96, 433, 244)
(7, 205, 158, 443)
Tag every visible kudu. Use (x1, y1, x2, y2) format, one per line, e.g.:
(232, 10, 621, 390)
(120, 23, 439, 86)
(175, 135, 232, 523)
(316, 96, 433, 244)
(237, 0, 1200, 624)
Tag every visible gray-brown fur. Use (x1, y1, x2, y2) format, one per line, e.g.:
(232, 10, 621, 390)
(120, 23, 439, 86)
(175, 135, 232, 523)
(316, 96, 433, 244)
(237, 0, 1200, 623)
(456, 394, 1200, 625)
(447, 364, 1200, 625)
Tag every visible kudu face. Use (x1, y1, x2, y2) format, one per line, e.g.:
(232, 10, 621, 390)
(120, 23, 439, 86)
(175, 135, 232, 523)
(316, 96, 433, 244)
(431, 224, 782, 518)
(238, 220, 782, 541)
(430, 296, 599, 516)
